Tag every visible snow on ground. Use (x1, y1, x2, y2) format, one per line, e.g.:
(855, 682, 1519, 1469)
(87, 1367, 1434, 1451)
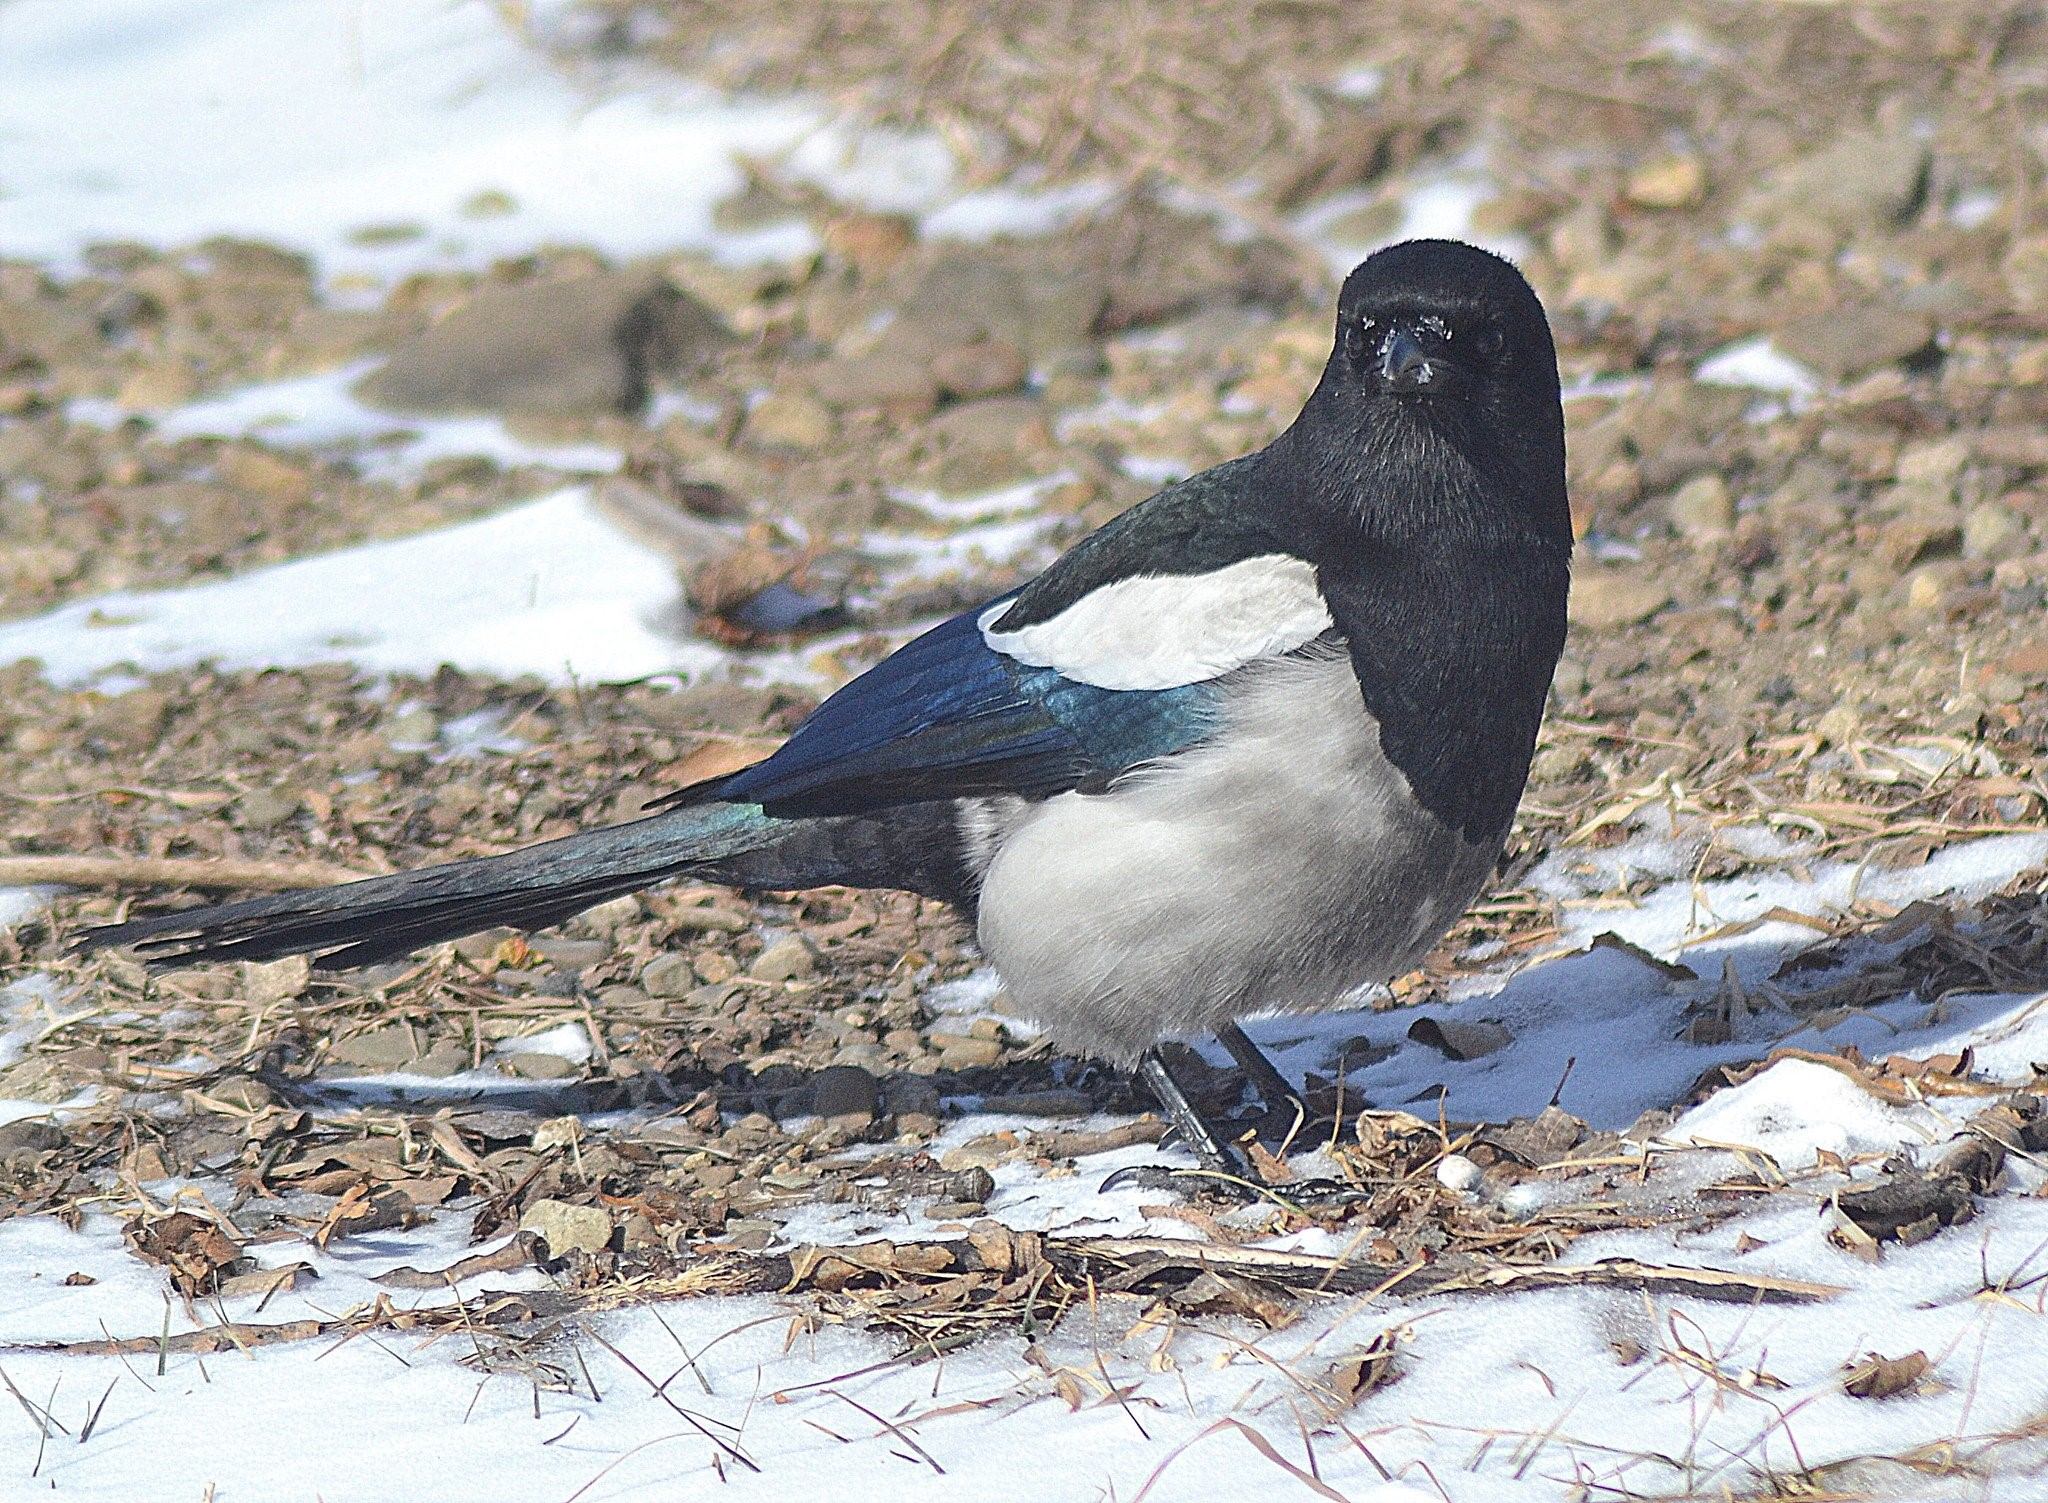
(3, 829, 2048, 1501)
(4, 4, 2048, 1499)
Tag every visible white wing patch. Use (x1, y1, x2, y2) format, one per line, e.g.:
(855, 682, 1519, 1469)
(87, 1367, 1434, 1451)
(979, 554, 1332, 690)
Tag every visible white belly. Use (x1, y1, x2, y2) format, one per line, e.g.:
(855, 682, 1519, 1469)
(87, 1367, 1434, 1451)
(968, 649, 1498, 1064)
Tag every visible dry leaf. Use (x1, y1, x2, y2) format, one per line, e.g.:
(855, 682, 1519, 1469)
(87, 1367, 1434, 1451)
(1843, 1349, 1929, 1399)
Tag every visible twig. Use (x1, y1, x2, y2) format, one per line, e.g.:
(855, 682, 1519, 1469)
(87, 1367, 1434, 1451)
(0, 854, 373, 893)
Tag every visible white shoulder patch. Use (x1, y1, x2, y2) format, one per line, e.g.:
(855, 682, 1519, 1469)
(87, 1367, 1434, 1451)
(980, 553, 1332, 690)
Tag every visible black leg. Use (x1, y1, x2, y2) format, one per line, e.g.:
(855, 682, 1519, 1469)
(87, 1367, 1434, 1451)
(1216, 1022, 1306, 1128)
(1137, 1047, 1253, 1177)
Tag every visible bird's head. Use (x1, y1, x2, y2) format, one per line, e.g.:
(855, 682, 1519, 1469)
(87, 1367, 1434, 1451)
(1304, 239, 1568, 545)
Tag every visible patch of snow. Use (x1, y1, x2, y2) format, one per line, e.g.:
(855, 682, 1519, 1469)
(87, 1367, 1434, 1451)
(497, 1021, 595, 1064)
(0, 0, 821, 280)
(1697, 334, 1822, 398)
(138, 363, 626, 480)
(0, 487, 720, 687)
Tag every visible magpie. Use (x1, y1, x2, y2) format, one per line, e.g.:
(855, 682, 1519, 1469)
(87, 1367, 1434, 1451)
(80, 238, 1572, 1188)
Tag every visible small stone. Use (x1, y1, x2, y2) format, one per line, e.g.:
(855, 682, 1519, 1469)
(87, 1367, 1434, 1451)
(1963, 501, 2028, 563)
(579, 896, 642, 936)
(932, 1035, 1003, 1069)
(518, 1199, 612, 1258)
(215, 446, 314, 502)
(821, 212, 916, 273)
(233, 787, 300, 831)
(410, 1040, 472, 1078)
(1772, 305, 1934, 384)
(358, 269, 730, 417)
(1568, 569, 1671, 630)
(116, 359, 198, 409)
(381, 707, 439, 747)
(924, 1200, 986, 1221)
(239, 955, 310, 1005)
(938, 1142, 1005, 1172)
(203, 1076, 275, 1113)
(693, 951, 738, 985)
(750, 935, 816, 983)
(502, 1052, 579, 1080)
(641, 953, 697, 999)
(1905, 560, 1969, 612)
(931, 339, 1029, 401)
(327, 1024, 421, 1072)
(1435, 1154, 1484, 1193)
(1665, 474, 1734, 540)
(0, 1119, 64, 1157)
(810, 353, 941, 422)
(745, 390, 836, 452)
(810, 1064, 880, 1126)
(1623, 155, 1707, 210)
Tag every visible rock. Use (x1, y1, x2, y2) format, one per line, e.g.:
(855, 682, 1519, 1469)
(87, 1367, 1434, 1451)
(917, 396, 1054, 492)
(744, 390, 836, 452)
(501, 1052, 580, 1080)
(1745, 129, 1928, 243)
(1665, 474, 1735, 540)
(1623, 155, 1707, 210)
(1905, 559, 1970, 612)
(409, 1040, 472, 1078)
(931, 1034, 1003, 1069)
(1771, 305, 1934, 384)
(750, 935, 816, 983)
(1568, 568, 1671, 630)
(1963, 501, 2028, 562)
(810, 352, 941, 422)
(240, 955, 310, 1005)
(693, 951, 738, 984)
(357, 268, 730, 417)
(233, 787, 300, 831)
(519, 1199, 612, 1259)
(2004, 235, 2048, 313)
(116, 359, 198, 409)
(810, 1064, 880, 1126)
(578, 896, 642, 936)
(0, 1119, 64, 1158)
(641, 953, 698, 999)
(327, 1024, 422, 1072)
(821, 212, 917, 274)
(931, 338, 1029, 401)
(203, 1075, 276, 1112)
(214, 445, 314, 502)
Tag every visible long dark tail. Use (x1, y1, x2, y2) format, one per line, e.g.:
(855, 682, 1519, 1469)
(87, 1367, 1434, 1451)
(77, 802, 788, 969)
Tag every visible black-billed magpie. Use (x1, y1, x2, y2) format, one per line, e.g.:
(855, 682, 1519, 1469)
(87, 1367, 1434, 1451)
(82, 238, 1572, 1187)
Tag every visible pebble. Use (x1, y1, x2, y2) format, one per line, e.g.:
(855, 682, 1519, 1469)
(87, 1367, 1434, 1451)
(519, 1199, 612, 1259)
(501, 1052, 579, 1080)
(931, 338, 1029, 401)
(640, 953, 696, 999)
(929, 1033, 1003, 1068)
(749, 935, 817, 983)
(234, 787, 301, 831)
(1963, 501, 2029, 562)
(327, 1024, 422, 1072)
(1568, 568, 1671, 630)
(1772, 305, 1934, 384)
(1664, 473, 1734, 540)
(359, 268, 729, 417)
(1623, 155, 1707, 210)
(810, 1064, 880, 1126)
(745, 390, 836, 452)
